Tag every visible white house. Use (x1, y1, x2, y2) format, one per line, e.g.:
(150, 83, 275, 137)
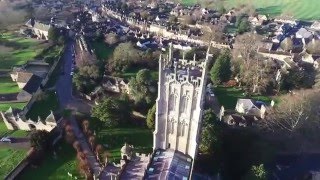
(235, 99, 267, 119)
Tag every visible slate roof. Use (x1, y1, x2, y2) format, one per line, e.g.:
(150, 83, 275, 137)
(296, 28, 313, 39)
(145, 149, 192, 180)
(22, 75, 42, 94)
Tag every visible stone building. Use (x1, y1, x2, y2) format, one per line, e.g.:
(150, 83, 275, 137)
(0, 108, 57, 132)
(149, 43, 211, 179)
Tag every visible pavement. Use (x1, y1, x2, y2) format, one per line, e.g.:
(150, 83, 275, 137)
(0, 138, 30, 150)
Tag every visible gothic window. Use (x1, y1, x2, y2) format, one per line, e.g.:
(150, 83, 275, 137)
(180, 90, 190, 114)
(171, 121, 175, 134)
(181, 123, 185, 136)
(169, 89, 177, 111)
(178, 121, 185, 137)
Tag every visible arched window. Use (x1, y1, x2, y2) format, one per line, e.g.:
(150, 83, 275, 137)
(171, 121, 175, 134)
(169, 94, 177, 111)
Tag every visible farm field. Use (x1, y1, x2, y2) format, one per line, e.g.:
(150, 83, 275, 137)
(182, 0, 320, 20)
(0, 102, 26, 112)
(0, 76, 19, 94)
(0, 33, 49, 69)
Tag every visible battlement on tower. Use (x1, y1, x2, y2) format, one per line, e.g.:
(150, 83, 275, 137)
(159, 43, 210, 87)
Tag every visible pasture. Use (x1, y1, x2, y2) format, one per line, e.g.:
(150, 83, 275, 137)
(0, 33, 49, 69)
(182, 0, 320, 20)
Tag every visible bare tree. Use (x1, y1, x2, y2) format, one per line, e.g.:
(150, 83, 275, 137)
(232, 33, 271, 93)
(82, 120, 90, 135)
(201, 21, 227, 44)
(78, 159, 93, 180)
(258, 89, 320, 151)
(104, 33, 119, 47)
(73, 141, 82, 152)
(88, 136, 96, 151)
(65, 125, 75, 144)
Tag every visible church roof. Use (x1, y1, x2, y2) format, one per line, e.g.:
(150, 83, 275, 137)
(145, 149, 192, 180)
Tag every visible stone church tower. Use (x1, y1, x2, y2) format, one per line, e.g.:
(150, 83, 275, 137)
(153, 44, 210, 159)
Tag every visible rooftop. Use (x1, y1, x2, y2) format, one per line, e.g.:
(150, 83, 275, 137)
(145, 149, 192, 180)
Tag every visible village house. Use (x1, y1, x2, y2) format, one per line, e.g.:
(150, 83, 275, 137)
(25, 18, 51, 40)
(301, 53, 320, 69)
(249, 14, 268, 26)
(102, 75, 130, 94)
(235, 98, 268, 119)
(10, 72, 34, 89)
(296, 28, 313, 45)
(16, 74, 43, 102)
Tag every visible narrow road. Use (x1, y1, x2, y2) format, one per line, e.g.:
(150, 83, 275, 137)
(55, 40, 119, 179)
(56, 41, 74, 108)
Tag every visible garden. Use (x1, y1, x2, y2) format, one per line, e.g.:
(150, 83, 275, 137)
(214, 86, 272, 109)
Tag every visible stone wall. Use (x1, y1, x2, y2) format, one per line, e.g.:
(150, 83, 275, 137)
(0, 110, 57, 132)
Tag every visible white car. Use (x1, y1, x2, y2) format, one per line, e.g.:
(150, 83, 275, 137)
(0, 137, 13, 143)
(70, 72, 74, 76)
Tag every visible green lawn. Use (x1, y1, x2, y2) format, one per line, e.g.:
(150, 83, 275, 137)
(0, 76, 19, 94)
(214, 86, 272, 109)
(18, 141, 82, 180)
(91, 40, 114, 61)
(183, 0, 320, 20)
(0, 148, 27, 179)
(89, 118, 153, 163)
(25, 91, 59, 120)
(0, 121, 29, 138)
(122, 67, 158, 81)
(0, 33, 49, 69)
(0, 102, 26, 112)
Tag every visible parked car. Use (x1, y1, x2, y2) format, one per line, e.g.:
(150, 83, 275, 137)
(70, 71, 74, 76)
(0, 137, 14, 143)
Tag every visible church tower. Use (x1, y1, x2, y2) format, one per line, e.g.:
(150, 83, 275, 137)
(153, 43, 211, 159)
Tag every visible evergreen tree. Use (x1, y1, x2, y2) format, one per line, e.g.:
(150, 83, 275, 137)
(146, 104, 156, 129)
(48, 27, 59, 42)
(210, 50, 232, 84)
(92, 97, 131, 128)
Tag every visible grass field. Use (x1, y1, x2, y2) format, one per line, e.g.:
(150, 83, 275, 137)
(0, 102, 26, 112)
(0, 76, 19, 94)
(0, 148, 27, 179)
(96, 127, 153, 162)
(19, 141, 82, 180)
(214, 86, 272, 109)
(87, 117, 153, 163)
(26, 91, 59, 120)
(0, 121, 29, 138)
(182, 0, 320, 20)
(91, 40, 114, 61)
(0, 33, 49, 69)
